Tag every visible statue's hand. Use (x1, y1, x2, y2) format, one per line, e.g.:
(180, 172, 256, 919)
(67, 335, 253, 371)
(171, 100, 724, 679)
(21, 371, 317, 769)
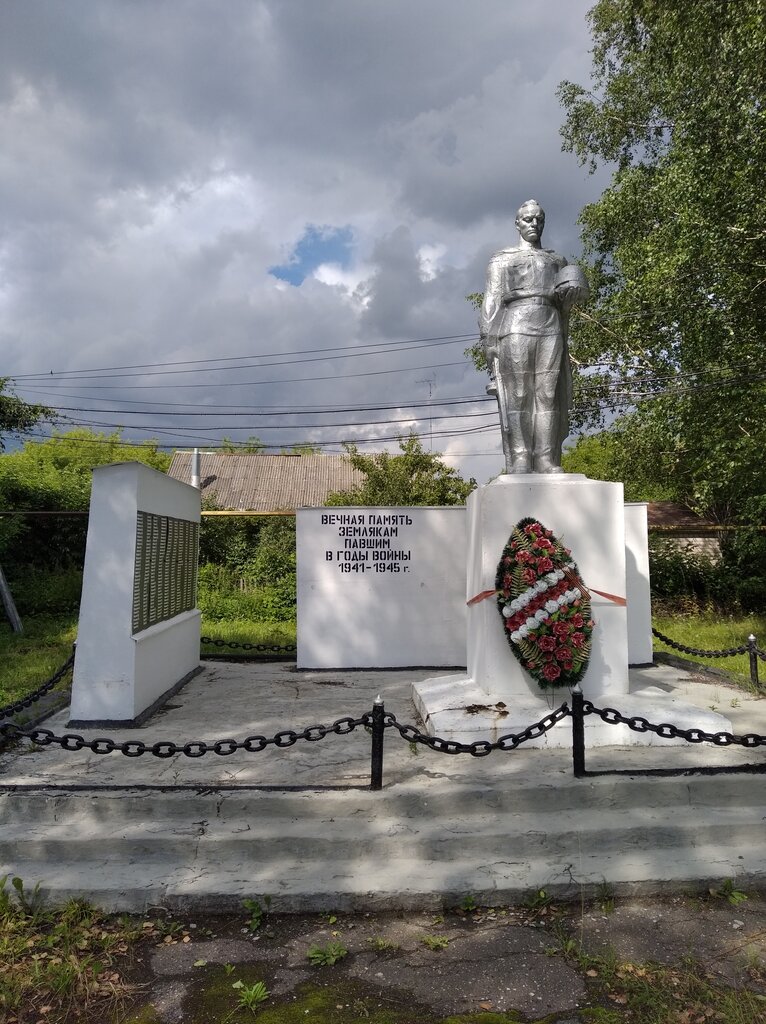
(482, 334, 499, 366)
(555, 282, 583, 312)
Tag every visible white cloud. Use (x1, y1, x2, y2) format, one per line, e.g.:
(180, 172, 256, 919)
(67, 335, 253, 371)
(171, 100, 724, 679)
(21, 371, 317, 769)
(0, 0, 607, 482)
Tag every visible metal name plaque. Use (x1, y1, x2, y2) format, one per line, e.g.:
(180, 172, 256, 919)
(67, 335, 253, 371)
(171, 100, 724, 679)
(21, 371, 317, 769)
(132, 512, 199, 634)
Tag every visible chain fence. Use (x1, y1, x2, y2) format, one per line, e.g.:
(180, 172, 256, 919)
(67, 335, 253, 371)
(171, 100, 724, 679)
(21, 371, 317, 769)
(2, 631, 766, 786)
(0, 699, 571, 789)
(651, 627, 765, 689)
(0, 650, 75, 721)
(200, 636, 296, 655)
(570, 687, 766, 777)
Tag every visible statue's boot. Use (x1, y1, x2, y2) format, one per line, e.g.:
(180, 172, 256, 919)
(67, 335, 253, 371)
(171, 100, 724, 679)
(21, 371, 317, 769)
(507, 410, 533, 474)
(533, 411, 565, 474)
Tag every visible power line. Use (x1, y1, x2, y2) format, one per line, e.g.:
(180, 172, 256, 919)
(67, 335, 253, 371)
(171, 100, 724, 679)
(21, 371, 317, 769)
(47, 398, 493, 417)
(13, 333, 478, 381)
(61, 409, 497, 432)
(21, 421, 497, 450)
(12, 359, 473, 390)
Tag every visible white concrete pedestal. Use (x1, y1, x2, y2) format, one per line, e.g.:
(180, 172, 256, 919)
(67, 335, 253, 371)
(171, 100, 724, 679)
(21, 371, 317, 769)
(412, 475, 731, 747)
(70, 462, 201, 726)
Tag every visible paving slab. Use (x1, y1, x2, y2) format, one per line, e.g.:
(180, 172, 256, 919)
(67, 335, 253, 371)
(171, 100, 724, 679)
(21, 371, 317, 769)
(120, 896, 766, 1023)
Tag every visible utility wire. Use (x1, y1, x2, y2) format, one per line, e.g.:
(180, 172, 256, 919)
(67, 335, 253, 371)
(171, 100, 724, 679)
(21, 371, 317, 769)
(12, 359, 472, 390)
(61, 408, 497, 432)
(37, 396, 495, 416)
(22, 421, 497, 450)
(14, 335, 478, 382)
(8, 306, 696, 381)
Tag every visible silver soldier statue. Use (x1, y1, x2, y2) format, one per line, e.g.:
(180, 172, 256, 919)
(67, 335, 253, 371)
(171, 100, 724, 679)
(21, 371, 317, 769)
(479, 199, 589, 474)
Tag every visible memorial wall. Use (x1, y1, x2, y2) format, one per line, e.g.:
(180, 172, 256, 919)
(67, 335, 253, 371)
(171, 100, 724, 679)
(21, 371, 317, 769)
(297, 507, 466, 668)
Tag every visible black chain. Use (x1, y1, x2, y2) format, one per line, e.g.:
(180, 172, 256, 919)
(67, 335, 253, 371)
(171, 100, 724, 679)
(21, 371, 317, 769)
(383, 704, 570, 756)
(651, 627, 748, 659)
(583, 700, 766, 748)
(0, 651, 75, 720)
(0, 713, 371, 758)
(200, 636, 297, 653)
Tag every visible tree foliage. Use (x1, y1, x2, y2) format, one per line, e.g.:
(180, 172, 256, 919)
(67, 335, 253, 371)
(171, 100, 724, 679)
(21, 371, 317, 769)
(562, 424, 679, 502)
(0, 429, 170, 570)
(326, 435, 475, 506)
(198, 511, 297, 622)
(0, 380, 52, 449)
(558, 0, 766, 522)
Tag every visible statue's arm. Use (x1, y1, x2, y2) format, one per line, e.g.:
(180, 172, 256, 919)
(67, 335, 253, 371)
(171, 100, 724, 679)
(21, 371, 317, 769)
(478, 256, 503, 361)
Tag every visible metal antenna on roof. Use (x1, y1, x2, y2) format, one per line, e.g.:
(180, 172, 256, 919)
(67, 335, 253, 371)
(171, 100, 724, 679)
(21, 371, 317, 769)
(191, 448, 201, 489)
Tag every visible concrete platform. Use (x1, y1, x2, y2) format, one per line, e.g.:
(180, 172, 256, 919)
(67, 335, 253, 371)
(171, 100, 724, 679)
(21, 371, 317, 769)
(1, 660, 765, 911)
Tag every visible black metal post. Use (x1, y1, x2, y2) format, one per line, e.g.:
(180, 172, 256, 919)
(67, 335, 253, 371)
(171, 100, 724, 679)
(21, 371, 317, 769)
(370, 695, 385, 791)
(748, 634, 759, 690)
(571, 684, 586, 778)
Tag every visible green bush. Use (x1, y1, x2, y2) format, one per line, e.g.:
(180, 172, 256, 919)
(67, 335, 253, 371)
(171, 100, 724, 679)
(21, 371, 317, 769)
(718, 496, 766, 612)
(3, 567, 83, 616)
(648, 538, 726, 607)
(198, 562, 295, 624)
(197, 515, 297, 623)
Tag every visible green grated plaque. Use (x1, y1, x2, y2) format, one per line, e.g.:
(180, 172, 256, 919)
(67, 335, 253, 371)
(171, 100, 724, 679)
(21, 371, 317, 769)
(132, 512, 199, 634)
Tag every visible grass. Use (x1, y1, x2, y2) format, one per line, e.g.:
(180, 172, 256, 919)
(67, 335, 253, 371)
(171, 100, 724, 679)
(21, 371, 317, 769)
(0, 603, 296, 709)
(2, 883, 765, 1024)
(555, 938, 766, 1023)
(0, 876, 143, 1023)
(652, 610, 766, 688)
(0, 612, 77, 708)
(5, 586, 763, 712)
(200, 618, 296, 656)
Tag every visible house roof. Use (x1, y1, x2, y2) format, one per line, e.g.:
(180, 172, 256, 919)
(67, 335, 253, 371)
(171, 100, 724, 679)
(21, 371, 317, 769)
(645, 501, 718, 534)
(167, 455, 722, 529)
(167, 452, 364, 511)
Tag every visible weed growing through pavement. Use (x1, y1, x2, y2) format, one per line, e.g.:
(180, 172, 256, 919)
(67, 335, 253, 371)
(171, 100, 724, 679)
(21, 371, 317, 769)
(597, 880, 616, 915)
(231, 979, 270, 1014)
(4, 875, 44, 917)
(367, 936, 400, 953)
(522, 886, 555, 920)
(243, 895, 271, 932)
(307, 942, 348, 965)
(711, 879, 749, 907)
(420, 934, 450, 950)
(547, 920, 581, 958)
(459, 894, 478, 912)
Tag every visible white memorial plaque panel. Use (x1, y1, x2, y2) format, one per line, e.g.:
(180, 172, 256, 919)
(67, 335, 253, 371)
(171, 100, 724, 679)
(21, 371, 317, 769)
(297, 507, 466, 668)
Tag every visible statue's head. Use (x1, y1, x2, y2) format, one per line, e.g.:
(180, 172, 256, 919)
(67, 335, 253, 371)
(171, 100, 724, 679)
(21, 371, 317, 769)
(515, 199, 545, 245)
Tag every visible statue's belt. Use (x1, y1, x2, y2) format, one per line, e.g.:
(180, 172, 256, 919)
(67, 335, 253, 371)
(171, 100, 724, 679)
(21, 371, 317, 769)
(503, 295, 556, 307)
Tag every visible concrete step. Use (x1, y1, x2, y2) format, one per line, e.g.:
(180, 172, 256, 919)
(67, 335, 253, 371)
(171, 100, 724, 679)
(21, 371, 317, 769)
(2, 773, 766, 911)
(1, 803, 764, 864)
(2, 769, 763, 822)
(4, 840, 766, 914)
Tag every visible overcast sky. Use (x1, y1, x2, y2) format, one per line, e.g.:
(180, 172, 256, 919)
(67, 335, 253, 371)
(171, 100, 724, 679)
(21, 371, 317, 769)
(1, 0, 611, 484)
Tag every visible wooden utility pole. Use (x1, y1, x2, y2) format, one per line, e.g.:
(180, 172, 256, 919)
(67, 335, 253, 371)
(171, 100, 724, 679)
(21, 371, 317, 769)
(0, 565, 22, 633)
